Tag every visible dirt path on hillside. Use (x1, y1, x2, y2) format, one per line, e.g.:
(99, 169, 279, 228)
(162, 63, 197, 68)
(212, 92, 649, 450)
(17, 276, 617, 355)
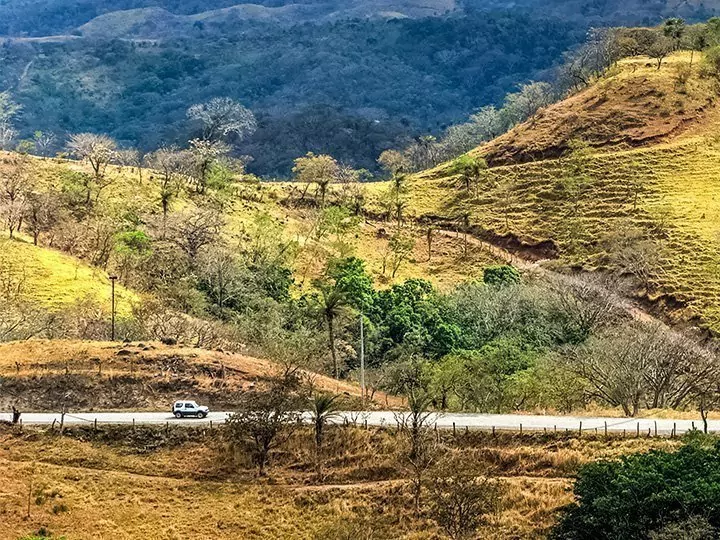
(436, 229, 659, 326)
(291, 475, 570, 492)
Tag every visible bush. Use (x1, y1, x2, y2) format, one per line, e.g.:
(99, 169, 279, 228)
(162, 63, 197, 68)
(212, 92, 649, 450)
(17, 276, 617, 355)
(552, 441, 720, 539)
(702, 45, 720, 78)
(483, 265, 521, 287)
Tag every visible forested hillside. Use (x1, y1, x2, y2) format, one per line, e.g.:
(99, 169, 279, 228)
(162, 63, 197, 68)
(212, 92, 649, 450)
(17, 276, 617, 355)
(1, 0, 716, 176)
(0, 11, 581, 175)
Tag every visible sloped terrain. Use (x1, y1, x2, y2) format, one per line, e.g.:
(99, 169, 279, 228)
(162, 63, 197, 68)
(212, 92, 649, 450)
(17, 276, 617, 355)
(471, 54, 716, 166)
(410, 52, 720, 332)
(0, 340, 386, 411)
(77, 0, 458, 39)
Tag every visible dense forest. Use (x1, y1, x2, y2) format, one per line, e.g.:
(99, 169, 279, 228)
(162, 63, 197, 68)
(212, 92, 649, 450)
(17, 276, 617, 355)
(0, 12, 581, 175)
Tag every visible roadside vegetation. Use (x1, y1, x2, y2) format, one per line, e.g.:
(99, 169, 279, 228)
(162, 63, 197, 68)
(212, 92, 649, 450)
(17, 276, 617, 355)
(7, 13, 720, 540)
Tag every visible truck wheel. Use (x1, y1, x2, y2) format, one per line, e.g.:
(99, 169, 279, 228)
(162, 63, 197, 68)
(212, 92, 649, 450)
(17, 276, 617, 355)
(174, 412, 183, 419)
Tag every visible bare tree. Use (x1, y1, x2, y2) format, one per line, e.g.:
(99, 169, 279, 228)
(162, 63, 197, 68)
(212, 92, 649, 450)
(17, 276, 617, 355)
(293, 153, 340, 207)
(550, 274, 621, 343)
(0, 92, 19, 152)
(377, 149, 409, 178)
(225, 373, 304, 476)
(428, 457, 504, 540)
(145, 147, 188, 232)
(114, 148, 144, 183)
(0, 122, 16, 151)
(187, 138, 230, 195)
(566, 322, 701, 416)
(31, 131, 56, 157)
(187, 97, 257, 143)
(66, 133, 118, 204)
(23, 190, 60, 245)
(0, 154, 32, 238)
(647, 36, 674, 70)
(165, 207, 224, 265)
(388, 233, 414, 279)
(390, 359, 438, 511)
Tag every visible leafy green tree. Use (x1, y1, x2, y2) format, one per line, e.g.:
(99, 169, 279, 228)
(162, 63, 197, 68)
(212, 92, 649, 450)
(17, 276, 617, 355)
(483, 265, 520, 287)
(663, 18, 686, 50)
(327, 257, 375, 313)
(452, 155, 488, 195)
(552, 440, 720, 540)
(373, 279, 460, 361)
(113, 229, 152, 283)
(309, 257, 374, 378)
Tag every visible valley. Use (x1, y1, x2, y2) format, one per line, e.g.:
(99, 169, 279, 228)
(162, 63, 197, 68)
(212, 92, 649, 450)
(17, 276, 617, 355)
(5, 8, 720, 540)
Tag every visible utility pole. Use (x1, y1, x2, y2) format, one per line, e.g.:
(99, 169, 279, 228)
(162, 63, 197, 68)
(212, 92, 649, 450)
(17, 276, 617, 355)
(109, 275, 118, 341)
(360, 312, 365, 408)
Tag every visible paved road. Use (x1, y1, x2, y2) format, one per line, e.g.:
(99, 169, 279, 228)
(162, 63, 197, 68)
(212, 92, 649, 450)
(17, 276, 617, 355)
(0, 411, 713, 435)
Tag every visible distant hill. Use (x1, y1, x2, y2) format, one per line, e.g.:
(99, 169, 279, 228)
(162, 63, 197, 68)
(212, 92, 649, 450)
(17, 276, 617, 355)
(0, 0, 458, 36)
(76, 1, 457, 39)
(0, 9, 582, 176)
(1, 0, 719, 37)
(1, 0, 718, 176)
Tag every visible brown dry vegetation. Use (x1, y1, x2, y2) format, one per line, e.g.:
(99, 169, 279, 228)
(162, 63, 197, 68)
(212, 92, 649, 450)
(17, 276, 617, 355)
(458, 53, 715, 168)
(0, 340, 398, 411)
(0, 424, 680, 539)
(401, 52, 720, 332)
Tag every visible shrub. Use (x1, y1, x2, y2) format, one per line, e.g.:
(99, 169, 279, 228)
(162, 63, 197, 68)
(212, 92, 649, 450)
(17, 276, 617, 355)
(552, 440, 720, 539)
(483, 265, 521, 287)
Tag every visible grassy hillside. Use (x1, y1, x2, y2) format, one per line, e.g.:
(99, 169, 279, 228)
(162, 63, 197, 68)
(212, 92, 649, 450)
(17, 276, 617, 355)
(408, 51, 720, 331)
(0, 235, 137, 315)
(0, 340, 386, 411)
(473, 53, 716, 165)
(0, 423, 677, 539)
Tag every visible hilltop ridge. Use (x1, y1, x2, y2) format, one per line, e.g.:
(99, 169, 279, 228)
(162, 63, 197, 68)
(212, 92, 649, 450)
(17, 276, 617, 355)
(410, 51, 720, 333)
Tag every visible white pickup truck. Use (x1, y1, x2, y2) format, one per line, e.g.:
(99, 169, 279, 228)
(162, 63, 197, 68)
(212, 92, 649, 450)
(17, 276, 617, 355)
(172, 400, 209, 419)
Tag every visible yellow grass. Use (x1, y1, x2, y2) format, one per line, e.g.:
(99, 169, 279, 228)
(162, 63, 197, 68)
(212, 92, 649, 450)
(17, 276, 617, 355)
(0, 426, 680, 539)
(0, 236, 136, 316)
(405, 52, 720, 332)
(0, 340, 398, 410)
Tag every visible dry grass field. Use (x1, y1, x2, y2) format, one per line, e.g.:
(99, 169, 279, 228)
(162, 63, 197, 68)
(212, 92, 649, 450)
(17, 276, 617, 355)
(0, 340, 398, 412)
(0, 424, 681, 540)
(403, 52, 720, 332)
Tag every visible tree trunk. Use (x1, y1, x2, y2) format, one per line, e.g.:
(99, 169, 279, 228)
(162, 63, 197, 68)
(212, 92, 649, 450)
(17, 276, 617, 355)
(426, 228, 433, 261)
(327, 314, 339, 379)
(315, 421, 323, 480)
